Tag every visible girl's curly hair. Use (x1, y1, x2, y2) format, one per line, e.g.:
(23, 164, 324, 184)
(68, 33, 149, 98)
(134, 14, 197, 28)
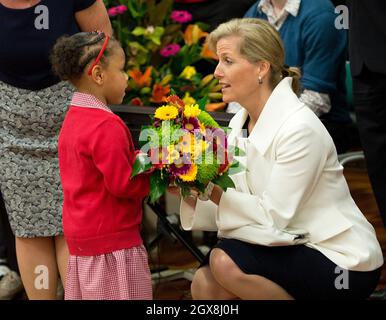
(50, 31, 120, 81)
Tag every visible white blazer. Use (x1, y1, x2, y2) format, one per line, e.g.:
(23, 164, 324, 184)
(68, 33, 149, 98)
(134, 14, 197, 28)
(180, 77, 383, 271)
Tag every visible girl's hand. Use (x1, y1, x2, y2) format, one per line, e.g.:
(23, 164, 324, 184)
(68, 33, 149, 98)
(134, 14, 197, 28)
(167, 185, 199, 209)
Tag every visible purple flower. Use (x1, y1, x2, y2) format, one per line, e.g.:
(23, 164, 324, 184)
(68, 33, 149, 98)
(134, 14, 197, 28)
(169, 154, 193, 176)
(170, 10, 193, 24)
(108, 5, 127, 17)
(170, 163, 191, 176)
(183, 117, 200, 132)
(160, 44, 181, 57)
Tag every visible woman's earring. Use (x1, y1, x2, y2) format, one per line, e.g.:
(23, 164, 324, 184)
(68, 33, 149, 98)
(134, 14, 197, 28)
(258, 76, 263, 85)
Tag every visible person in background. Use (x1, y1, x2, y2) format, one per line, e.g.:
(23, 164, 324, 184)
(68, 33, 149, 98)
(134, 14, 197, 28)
(347, 0, 386, 229)
(51, 31, 152, 300)
(178, 18, 383, 300)
(228, 0, 354, 154)
(0, 0, 111, 299)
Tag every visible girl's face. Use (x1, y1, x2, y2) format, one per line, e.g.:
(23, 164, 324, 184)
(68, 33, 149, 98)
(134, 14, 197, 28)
(103, 46, 128, 105)
(214, 36, 260, 105)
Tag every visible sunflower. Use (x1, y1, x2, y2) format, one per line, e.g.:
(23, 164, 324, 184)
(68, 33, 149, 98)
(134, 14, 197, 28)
(178, 164, 198, 182)
(155, 105, 179, 120)
(183, 104, 201, 118)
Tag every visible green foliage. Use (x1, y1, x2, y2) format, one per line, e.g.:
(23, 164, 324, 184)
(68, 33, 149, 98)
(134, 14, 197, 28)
(103, 0, 223, 107)
(196, 152, 220, 185)
(197, 111, 220, 128)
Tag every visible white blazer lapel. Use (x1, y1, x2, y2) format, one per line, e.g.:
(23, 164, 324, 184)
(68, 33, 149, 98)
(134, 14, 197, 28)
(248, 77, 304, 155)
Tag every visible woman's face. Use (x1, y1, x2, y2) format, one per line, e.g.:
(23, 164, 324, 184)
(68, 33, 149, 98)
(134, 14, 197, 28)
(214, 36, 260, 105)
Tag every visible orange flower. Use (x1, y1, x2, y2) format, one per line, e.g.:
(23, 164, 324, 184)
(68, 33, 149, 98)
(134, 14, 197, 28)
(129, 97, 144, 106)
(127, 66, 153, 88)
(150, 84, 170, 103)
(165, 95, 185, 108)
(183, 24, 208, 45)
(205, 102, 226, 112)
(201, 42, 218, 60)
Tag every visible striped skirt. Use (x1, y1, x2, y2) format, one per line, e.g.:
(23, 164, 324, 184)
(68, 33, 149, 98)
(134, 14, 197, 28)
(0, 80, 74, 237)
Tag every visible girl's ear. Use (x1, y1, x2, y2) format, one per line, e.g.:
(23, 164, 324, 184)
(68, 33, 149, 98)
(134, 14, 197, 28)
(90, 65, 104, 85)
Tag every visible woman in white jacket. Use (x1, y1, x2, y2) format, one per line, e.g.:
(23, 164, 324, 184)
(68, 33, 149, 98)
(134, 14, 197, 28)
(179, 18, 383, 300)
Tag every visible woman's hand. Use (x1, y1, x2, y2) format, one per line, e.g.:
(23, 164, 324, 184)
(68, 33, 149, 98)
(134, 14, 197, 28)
(167, 185, 199, 209)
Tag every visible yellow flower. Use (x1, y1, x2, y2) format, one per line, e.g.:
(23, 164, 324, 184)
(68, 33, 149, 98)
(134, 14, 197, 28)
(180, 66, 197, 80)
(182, 92, 196, 106)
(167, 145, 180, 164)
(160, 74, 173, 86)
(154, 105, 179, 120)
(184, 104, 201, 118)
(179, 164, 198, 182)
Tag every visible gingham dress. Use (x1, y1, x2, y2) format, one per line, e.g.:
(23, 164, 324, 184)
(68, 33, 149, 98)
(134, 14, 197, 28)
(65, 246, 153, 300)
(63, 93, 152, 300)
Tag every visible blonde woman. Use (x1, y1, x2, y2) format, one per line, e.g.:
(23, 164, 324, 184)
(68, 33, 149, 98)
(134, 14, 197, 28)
(178, 18, 383, 300)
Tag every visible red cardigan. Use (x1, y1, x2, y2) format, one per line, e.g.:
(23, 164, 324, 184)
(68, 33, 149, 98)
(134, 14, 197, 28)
(58, 106, 150, 256)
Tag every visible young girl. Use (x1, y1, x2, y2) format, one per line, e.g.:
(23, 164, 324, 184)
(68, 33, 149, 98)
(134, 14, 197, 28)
(50, 31, 152, 300)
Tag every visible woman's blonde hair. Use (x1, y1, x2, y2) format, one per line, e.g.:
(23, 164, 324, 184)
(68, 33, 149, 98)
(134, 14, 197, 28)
(208, 18, 301, 95)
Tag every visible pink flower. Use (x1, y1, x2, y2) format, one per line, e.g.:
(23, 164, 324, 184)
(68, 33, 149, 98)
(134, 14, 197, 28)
(160, 44, 181, 57)
(108, 5, 128, 17)
(170, 10, 193, 24)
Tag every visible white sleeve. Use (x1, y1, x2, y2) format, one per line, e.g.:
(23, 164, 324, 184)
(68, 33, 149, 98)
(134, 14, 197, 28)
(217, 124, 326, 231)
(180, 198, 218, 231)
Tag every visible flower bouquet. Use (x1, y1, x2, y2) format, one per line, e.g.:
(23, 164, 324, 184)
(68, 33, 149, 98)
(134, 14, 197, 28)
(131, 94, 245, 204)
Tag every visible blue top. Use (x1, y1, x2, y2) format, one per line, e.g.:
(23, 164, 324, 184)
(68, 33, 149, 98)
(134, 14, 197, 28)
(245, 0, 350, 122)
(0, 0, 96, 91)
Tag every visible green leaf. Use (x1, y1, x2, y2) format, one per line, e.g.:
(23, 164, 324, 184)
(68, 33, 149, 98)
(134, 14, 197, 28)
(228, 160, 247, 175)
(130, 154, 152, 178)
(196, 96, 208, 111)
(179, 184, 191, 198)
(149, 0, 173, 26)
(229, 145, 246, 157)
(132, 27, 146, 36)
(149, 171, 168, 204)
(212, 173, 235, 192)
(148, 27, 165, 46)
